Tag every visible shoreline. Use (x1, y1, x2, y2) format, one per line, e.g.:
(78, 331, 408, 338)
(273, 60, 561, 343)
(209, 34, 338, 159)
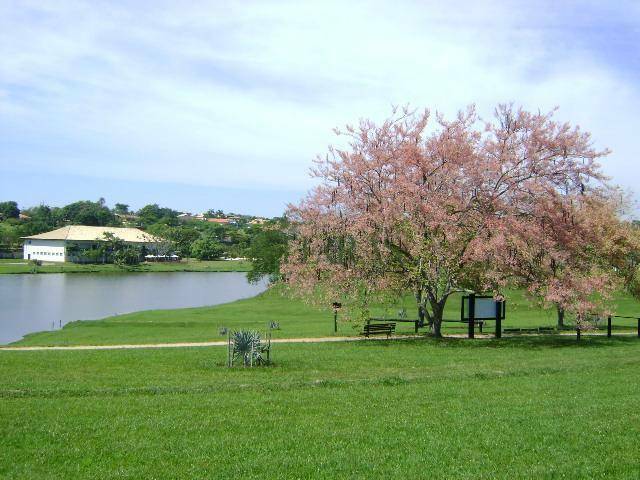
(0, 259, 252, 275)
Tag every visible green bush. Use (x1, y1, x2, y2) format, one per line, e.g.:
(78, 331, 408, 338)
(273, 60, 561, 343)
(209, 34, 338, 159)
(113, 246, 141, 267)
(191, 236, 224, 260)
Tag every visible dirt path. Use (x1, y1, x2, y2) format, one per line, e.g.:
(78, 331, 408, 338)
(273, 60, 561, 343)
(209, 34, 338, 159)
(0, 335, 409, 351)
(1, 332, 634, 352)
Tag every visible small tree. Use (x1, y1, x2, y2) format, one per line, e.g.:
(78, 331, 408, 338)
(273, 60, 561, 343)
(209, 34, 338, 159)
(101, 232, 125, 262)
(113, 247, 141, 267)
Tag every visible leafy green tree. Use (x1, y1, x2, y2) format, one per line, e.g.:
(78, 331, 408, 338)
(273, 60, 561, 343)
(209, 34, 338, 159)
(114, 203, 130, 215)
(114, 246, 141, 267)
(22, 205, 60, 234)
(191, 236, 225, 260)
(0, 222, 21, 251)
(137, 204, 178, 226)
(61, 200, 118, 226)
(168, 227, 199, 257)
(246, 221, 289, 283)
(146, 224, 197, 257)
(224, 228, 250, 257)
(0, 201, 19, 220)
(100, 232, 125, 258)
(81, 248, 106, 264)
(204, 209, 225, 218)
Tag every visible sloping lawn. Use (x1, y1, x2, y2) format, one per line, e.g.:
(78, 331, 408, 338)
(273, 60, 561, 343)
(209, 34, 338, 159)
(11, 286, 640, 347)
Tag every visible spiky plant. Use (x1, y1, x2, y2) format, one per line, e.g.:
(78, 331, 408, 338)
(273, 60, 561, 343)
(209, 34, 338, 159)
(231, 330, 261, 366)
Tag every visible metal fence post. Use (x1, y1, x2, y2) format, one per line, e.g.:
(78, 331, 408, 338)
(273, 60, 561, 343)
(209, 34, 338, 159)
(637, 318, 640, 338)
(495, 301, 502, 339)
(468, 294, 475, 339)
(607, 316, 612, 338)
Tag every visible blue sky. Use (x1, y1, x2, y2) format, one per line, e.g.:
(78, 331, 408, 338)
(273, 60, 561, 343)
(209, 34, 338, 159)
(1, 1, 639, 217)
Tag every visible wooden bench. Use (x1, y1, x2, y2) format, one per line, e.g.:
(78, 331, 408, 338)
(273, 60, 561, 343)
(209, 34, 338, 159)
(503, 327, 555, 334)
(361, 322, 396, 338)
(369, 317, 421, 333)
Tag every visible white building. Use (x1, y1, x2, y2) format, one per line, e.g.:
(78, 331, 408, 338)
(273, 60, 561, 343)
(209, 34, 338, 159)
(23, 225, 160, 263)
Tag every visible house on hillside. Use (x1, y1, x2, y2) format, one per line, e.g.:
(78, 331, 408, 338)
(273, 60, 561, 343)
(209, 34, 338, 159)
(177, 212, 205, 221)
(22, 226, 160, 263)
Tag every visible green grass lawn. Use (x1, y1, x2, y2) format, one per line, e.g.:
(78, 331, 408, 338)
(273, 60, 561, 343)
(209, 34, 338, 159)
(1, 336, 639, 478)
(0, 258, 251, 274)
(11, 286, 640, 347)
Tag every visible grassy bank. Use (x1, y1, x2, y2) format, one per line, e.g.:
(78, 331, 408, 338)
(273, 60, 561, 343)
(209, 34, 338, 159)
(0, 258, 251, 274)
(1, 336, 639, 478)
(11, 286, 640, 347)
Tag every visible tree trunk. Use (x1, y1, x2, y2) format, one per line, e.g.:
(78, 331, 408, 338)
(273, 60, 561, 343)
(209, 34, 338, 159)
(430, 301, 445, 338)
(415, 290, 426, 328)
(432, 317, 442, 338)
(557, 305, 565, 328)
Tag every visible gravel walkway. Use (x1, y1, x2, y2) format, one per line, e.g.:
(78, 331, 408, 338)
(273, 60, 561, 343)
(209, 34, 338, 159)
(0, 335, 420, 351)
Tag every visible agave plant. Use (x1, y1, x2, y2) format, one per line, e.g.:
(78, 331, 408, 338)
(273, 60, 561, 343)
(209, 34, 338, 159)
(231, 330, 262, 366)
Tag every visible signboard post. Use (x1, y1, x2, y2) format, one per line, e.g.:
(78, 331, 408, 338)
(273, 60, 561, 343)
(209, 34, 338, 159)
(462, 295, 506, 339)
(468, 294, 475, 339)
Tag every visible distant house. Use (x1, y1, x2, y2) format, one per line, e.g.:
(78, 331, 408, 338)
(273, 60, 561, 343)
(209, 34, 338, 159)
(177, 212, 205, 221)
(206, 218, 231, 224)
(249, 218, 267, 225)
(115, 212, 139, 222)
(22, 226, 160, 263)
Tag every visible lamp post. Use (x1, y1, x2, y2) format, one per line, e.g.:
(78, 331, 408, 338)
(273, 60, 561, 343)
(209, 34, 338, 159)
(332, 302, 342, 333)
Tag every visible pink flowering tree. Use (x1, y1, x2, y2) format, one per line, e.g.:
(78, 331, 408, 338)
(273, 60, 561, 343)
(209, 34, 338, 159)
(283, 104, 625, 337)
(499, 192, 636, 327)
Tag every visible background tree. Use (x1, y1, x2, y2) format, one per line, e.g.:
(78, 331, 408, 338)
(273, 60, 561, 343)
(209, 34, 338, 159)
(0, 201, 19, 220)
(0, 222, 21, 251)
(114, 203, 130, 215)
(21, 205, 60, 234)
(61, 200, 118, 226)
(284, 105, 620, 336)
(113, 246, 142, 267)
(204, 209, 225, 218)
(137, 204, 178, 227)
(191, 235, 224, 260)
(246, 218, 289, 283)
(146, 224, 199, 257)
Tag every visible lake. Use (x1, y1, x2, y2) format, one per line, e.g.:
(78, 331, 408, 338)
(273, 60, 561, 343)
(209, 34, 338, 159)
(0, 272, 267, 344)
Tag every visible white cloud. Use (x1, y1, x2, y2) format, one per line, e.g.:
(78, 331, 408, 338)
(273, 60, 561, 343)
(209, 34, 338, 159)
(0, 0, 638, 198)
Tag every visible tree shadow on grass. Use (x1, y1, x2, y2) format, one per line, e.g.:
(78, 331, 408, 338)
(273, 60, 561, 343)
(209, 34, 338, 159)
(355, 334, 640, 350)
